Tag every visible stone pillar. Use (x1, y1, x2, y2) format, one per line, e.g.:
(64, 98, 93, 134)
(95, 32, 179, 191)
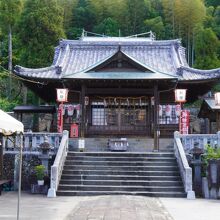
(208, 159, 219, 199)
(190, 146, 204, 196)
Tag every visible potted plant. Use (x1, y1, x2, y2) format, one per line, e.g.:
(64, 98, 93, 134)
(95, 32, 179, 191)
(34, 165, 46, 186)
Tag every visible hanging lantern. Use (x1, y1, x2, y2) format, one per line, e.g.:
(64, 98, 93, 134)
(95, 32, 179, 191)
(214, 93, 220, 105)
(56, 88, 68, 102)
(174, 89, 187, 103)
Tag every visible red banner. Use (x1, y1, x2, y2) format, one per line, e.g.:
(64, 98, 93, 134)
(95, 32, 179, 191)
(180, 110, 190, 134)
(57, 104, 64, 133)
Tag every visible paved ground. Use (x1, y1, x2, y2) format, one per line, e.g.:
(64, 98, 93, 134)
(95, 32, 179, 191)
(65, 196, 172, 220)
(161, 197, 220, 220)
(0, 192, 85, 220)
(0, 192, 171, 220)
(0, 192, 220, 220)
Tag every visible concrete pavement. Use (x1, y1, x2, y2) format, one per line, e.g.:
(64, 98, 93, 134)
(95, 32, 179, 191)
(0, 192, 220, 220)
(0, 192, 172, 220)
(161, 197, 220, 220)
(0, 192, 85, 220)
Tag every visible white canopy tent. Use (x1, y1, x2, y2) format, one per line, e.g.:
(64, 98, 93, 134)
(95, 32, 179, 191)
(0, 109, 24, 135)
(0, 109, 23, 220)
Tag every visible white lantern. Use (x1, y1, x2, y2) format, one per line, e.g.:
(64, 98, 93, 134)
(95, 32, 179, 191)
(175, 89, 187, 103)
(56, 88, 69, 102)
(214, 92, 220, 105)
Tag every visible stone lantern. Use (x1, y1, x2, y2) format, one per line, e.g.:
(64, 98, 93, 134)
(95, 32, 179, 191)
(190, 143, 204, 196)
(37, 136, 54, 174)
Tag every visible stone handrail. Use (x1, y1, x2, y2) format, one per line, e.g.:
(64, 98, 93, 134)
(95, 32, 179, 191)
(47, 130, 69, 197)
(179, 132, 220, 153)
(3, 132, 62, 154)
(174, 131, 195, 199)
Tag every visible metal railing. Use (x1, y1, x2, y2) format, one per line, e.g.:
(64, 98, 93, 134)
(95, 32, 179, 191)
(47, 130, 69, 197)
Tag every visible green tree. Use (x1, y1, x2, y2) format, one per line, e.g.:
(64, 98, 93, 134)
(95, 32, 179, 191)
(58, 0, 77, 31)
(194, 27, 220, 69)
(162, 0, 175, 37)
(67, 0, 95, 39)
(205, 0, 220, 7)
(0, 0, 23, 99)
(87, 0, 127, 35)
(72, 0, 95, 30)
(18, 0, 65, 68)
(144, 16, 165, 39)
(124, 0, 148, 34)
(93, 17, 119, 36)
(175, 0, 206, 65)
(213, 6, 220, 38)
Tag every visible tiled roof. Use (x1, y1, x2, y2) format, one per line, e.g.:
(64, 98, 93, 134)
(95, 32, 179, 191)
(204, 98, 220, 110)
(14, 36, 220, 81)
(14, 65, 62, 79)
(64, 71, 176, 80)
(178, 66, 220, 81)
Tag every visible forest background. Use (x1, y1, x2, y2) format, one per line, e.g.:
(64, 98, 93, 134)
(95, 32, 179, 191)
(0, 0, 219, 110)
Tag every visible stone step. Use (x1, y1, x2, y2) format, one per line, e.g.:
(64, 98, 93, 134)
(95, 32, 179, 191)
(63, 165, 179, 171)
(59, 179, 183, 187)
(69, 149, 174, 153)
(67, 152, 174, 158)
(58, 184, 184, 192)
(61, 174, 182, 181)
(57, 150, 185, 198)
(66, 156, 176, 162)
(65, 160, 177, 166)
(57, 190, 186, 197)
(62, 170, 180, 176)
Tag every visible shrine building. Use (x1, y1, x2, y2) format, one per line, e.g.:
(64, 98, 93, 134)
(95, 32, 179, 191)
(14, 34, 220, 149)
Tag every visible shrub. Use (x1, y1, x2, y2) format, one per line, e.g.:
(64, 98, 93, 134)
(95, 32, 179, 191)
(34, 165, 45, 180)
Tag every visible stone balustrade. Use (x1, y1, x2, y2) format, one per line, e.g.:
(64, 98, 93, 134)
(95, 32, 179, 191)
(179, 132, 220, 153)
(3, 132, 62, 154)
(47, 130, 69, 198)
(174, 131, 195, 199)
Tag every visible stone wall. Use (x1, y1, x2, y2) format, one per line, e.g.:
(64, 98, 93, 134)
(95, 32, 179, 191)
(3, 153, 55, 191)
(69, 137, 174, 152)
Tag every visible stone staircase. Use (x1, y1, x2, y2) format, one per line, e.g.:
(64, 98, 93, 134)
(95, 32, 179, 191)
(57, 151, 186, 197)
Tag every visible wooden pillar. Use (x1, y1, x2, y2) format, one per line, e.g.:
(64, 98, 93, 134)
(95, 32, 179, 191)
(80, 84, 86, 137)
(153, 83, 159, 151)
(148, 98, 151, 136)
